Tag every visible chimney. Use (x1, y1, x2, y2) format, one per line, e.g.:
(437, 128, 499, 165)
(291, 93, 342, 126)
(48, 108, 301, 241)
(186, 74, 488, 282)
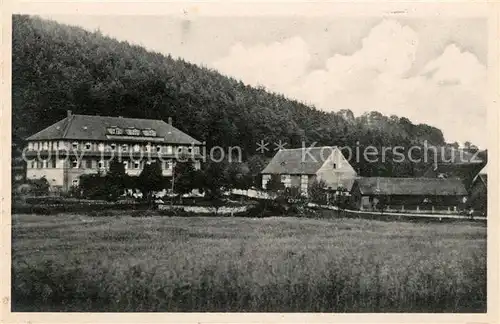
(168, 117, 173, 125)
(67, 110, 72, 118)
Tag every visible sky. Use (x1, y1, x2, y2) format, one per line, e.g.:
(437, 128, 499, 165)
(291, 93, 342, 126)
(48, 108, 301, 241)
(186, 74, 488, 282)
(42, 15, 488, 148)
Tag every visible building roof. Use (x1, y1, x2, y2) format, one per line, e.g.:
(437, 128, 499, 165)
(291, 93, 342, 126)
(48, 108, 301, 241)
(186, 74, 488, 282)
(353, 177, 468, 196)
(261, 146, 338, 175)
(478, 174, 487, 186)
(26, 114, 201, 144)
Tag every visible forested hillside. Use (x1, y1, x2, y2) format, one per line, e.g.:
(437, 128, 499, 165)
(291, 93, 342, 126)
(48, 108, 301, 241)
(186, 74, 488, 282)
(13, 15, 469, 176)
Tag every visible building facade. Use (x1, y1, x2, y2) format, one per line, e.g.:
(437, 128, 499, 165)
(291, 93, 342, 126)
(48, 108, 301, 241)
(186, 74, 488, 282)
(350, 177, 468, 212)
(24, 111, 203, 192)
(260, 146, 357, 195)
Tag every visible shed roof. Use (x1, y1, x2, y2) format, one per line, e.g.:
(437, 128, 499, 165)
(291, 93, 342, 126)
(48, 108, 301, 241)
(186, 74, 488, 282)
(353, 177, 468, 196)
(26, 114, 201, 144)
(261, 146, 338, 175)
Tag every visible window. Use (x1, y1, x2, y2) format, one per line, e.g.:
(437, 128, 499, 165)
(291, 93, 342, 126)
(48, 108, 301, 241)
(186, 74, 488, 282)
(50, 159, 56, 168)
(72, 142, 79, 150)
(72, 160, 78, 168)
(85, 142, 92, 150)
(145, 144, 151, 152)
(333, 163, 337, 169)
(110, 143, 116, 151)
(98, 160, 104, 169)
(122, 144, 128, 152)
(123, 161, 129, 169)
(134, 161, 140, 169)
(156, 146, 162, 153)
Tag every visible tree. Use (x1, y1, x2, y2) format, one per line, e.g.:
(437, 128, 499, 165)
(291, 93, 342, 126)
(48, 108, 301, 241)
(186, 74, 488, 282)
(308, 179, 327, 204)
(105, 159, 127, 200)
(29, 177, 50, 196)
(137, 161, 167, 205)
(173, 161, 196, 201)
(197, 161, 229, 213)
(247, 155, 269, 187)
(266, 174, 284, 194)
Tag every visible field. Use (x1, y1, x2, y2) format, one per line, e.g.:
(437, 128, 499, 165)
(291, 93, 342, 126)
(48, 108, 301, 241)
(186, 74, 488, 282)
(11, 213, 486, 312)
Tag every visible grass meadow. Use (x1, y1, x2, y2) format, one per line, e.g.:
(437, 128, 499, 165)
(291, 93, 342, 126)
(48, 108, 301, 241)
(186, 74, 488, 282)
(11, 213, 486, 312)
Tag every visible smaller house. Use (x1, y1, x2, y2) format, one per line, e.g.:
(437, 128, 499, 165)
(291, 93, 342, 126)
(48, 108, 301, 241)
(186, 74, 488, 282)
(468, 164, 487, 215)
(260, 146, 357, 195)
(350, 177, 468, 212)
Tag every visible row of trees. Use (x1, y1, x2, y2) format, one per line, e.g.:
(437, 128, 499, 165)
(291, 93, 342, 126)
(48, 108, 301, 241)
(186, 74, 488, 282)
(77, 159, 257, 203)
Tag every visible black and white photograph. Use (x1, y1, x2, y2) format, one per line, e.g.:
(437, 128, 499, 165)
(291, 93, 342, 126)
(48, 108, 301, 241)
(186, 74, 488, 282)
(3, 1, 497, 319)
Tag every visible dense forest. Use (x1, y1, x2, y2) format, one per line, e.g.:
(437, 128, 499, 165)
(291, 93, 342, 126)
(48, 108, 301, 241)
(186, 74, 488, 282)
(12, 15, 480, 177)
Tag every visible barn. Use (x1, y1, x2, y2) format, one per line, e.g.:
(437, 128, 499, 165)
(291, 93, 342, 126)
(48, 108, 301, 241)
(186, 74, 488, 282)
(350, 177, 468, 213)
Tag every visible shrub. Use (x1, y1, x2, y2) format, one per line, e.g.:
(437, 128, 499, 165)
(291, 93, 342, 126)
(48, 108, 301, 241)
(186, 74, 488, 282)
(31, 206, 53, 215)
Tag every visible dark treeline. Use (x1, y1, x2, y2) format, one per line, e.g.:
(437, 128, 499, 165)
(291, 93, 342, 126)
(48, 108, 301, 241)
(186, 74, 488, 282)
(13, 15, 471, 177)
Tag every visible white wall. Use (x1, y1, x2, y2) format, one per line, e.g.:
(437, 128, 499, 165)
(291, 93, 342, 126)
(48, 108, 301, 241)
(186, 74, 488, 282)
(316, 148, 357, 189)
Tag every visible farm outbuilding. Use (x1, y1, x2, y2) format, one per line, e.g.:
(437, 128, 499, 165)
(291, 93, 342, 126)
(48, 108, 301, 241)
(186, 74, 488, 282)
(350, 177, 468, 213)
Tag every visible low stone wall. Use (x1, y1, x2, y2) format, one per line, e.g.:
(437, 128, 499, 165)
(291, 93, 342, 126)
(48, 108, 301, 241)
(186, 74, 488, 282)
(231, 189, 274, 200)
(158, 204, 249, 215)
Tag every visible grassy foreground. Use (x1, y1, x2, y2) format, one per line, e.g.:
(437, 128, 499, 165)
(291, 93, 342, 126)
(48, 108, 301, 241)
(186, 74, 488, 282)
(11, 214, 486, 312)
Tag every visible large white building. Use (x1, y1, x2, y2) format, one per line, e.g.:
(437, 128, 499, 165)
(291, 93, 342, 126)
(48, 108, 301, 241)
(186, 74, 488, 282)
(24, 111, 203, 192)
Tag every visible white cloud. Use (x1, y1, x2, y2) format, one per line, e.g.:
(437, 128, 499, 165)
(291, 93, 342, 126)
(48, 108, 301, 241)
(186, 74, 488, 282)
(213, 36, 311, 94)
(212, 19, 487, 148)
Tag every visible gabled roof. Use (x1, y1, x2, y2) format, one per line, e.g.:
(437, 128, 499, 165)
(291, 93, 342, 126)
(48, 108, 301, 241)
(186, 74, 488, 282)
(471, 163, 488, 186)
(353, 177, 468, 196)
(26, 114, 201, 144)
(478, 174, 487, 186)
(261, 146, 338, 175)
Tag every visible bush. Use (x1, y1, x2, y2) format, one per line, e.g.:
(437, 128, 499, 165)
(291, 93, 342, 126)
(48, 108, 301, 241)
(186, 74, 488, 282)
(30, 206, 53, 215)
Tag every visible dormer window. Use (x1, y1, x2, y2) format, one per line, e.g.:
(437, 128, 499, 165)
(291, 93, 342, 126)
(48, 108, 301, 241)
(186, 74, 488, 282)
(72, 142, 79, 150)
(85, 142, 92, 150)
